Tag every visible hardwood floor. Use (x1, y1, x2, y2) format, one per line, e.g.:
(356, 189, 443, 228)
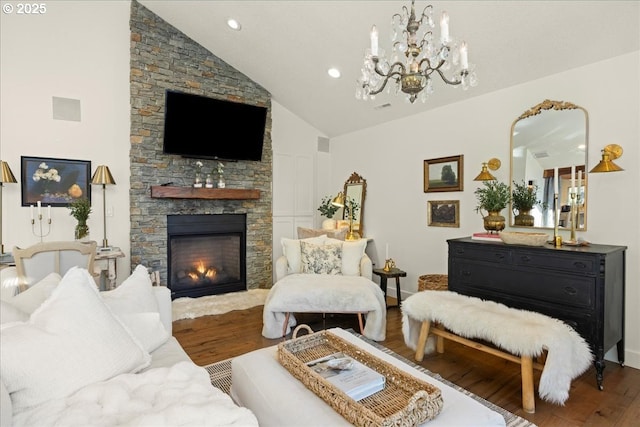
(173, 299, 639, 427)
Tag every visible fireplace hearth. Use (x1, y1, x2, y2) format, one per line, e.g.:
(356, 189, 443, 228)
(167, 214, 246, 299)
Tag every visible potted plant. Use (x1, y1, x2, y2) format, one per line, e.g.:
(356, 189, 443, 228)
(68, 197, 92, 240)
(318, 195, 340, 229)
(474, 181, 510, 233)
(512, 180, 543, 226)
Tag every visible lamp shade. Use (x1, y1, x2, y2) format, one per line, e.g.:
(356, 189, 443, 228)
(0, 161, 17, 184)
(331, 192, 345, 208)
(589, 151, 624, 173)
(473, 163, 496, 181)
(91, 165, 116, 185)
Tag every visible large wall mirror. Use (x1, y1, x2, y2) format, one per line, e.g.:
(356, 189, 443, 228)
(343, 172, 367, 237)
(510, 100, 589, 230)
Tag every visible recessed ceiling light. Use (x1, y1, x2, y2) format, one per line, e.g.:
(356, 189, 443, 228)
(227, 18, 241, 31)
(327, 68, 341, 79)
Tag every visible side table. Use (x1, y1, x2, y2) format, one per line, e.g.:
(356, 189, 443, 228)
(372, 267, 407, 308)
(94, 247, 125, 290)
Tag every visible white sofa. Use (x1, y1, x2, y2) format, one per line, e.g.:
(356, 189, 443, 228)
(262, 236, 387, 341)
(0, 265, 257, 427)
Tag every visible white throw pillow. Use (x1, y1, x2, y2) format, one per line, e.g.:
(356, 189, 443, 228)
(101, 265, 169, 352)
(327, 238, 367, 276)
(0, 267, 151, 412)
(300, 242, 342, 275)
(281, 235, 327, 273)
(5, 272, 61, 314)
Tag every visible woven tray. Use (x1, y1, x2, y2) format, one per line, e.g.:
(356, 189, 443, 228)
(278, 329, 443, 426)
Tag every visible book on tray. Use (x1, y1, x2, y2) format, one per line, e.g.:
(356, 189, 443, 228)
(306, 352, 385, 401)
(471, 232, 501, 242)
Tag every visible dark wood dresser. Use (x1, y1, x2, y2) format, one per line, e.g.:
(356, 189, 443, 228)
(447, 237, 626, 390)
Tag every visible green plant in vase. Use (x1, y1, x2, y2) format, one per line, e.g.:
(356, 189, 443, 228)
(68, 197, 92, 240)
(474, 181, 510, 233)
(318, 195, 340, 229)
(511, 180, 544, 226)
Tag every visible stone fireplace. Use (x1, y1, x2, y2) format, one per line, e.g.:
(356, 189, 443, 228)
(167, 214, 246, 299)
(128, 1, 273, 290)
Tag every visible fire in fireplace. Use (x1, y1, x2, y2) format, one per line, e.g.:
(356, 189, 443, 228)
(167, 214, 246, 299)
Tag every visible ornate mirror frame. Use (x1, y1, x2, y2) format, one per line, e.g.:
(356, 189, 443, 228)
(510, 99, 589, 230)
(343, 172, 367, 237)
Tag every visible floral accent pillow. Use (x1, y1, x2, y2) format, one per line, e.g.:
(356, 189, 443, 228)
(300, 242, 342, 275)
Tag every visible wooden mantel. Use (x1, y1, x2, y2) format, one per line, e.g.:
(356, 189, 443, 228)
(150, 186, 260, 200)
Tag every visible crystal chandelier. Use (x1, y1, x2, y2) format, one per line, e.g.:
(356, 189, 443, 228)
(356, 1, 478, 103)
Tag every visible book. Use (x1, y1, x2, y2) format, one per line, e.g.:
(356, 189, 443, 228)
(471, 232, 502, 242)
(306, 352, 385, 401)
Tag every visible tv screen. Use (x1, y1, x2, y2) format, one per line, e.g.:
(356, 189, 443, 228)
(163, 90, 267, 161)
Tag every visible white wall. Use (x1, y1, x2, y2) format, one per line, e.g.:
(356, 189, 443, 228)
(330, 52, 640, 369)
(0, 1, 132, 281)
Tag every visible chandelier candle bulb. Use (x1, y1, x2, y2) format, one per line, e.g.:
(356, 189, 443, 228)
(37, 201, 41, 216)
(578, 170, 582, 190)
(554, 167, 559, 194)
(440, 12, 449, 44)
(460, 42, 469, 69)
(370, 25, 378, 56)
(571, 165, 576, 190)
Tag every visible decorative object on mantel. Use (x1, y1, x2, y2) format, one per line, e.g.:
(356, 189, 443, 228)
(0, 160, 18, 254)
(216, 161, 226, 188)
(356, 0, 477, 103)
(68, 197, 91, 241)
(331, 193, 360, 240)
(589, 144, 624, 173)
(473, 158, 501, 181)
(91, 165, 116, 250)
(205, 173, 214, 188)
(317, 195, 340, 230)
(474, 180, 510, 233)
(193, 161, 203, 188)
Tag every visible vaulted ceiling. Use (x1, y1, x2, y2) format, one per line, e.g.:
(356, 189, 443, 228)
(138, 1, 640, 138)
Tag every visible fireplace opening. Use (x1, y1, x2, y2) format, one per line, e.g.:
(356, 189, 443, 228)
(167, 214, 246, 299)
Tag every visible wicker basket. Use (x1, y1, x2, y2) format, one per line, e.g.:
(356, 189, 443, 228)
(278, 330, 443, 426)
(418, 274, 448, 292)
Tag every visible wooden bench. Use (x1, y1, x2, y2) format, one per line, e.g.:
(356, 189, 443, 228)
(415, 319, 545, 413)
(402, 290, 593, 414)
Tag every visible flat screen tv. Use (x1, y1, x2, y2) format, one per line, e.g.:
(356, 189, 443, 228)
(163, 90, 267, 161)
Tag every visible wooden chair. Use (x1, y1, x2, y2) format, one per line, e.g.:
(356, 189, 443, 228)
(13, 241, 97, 289)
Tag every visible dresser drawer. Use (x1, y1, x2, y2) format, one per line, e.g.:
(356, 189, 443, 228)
(450, 260, 596, 310)
(512, 251, 597, 275)
(449, 244, 511, 265)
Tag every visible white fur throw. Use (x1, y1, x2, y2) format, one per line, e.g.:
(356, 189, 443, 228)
(402, 290, 593, 405)
(262, 274, 386, 341)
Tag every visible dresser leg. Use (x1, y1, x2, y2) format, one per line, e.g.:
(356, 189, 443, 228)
(595, 358, 605, 390)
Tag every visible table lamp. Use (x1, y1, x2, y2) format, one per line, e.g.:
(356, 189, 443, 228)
(1, 161, 18, 255)
(91, 165, 116, 250)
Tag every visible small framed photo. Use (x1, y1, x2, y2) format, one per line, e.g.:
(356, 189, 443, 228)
(428, 200, 460, 228)
(424, 155, 464, 192)
(21, 156, 91, 207)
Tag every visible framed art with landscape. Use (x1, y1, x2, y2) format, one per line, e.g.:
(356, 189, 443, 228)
(427, 200, 460, 227)
(21, 156, 91, 207)
(423, 155, 463, 193)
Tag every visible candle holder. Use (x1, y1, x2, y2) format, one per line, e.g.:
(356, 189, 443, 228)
(553, 193, 562, 247)
(569, 192, 577, 243)
(383, 258, 396, 272)
(31, 214, 52, 242)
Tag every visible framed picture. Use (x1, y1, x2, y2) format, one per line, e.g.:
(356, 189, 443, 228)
(21, 156, 91, 207)
(424, 155, 464, 192)
(428, 200, 460, 228)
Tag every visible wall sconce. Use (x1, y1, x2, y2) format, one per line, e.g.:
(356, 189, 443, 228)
(589, 144, 624, 173)
(0, 161, 18, 254)
(473, 158, 501, 181)
(91, 165, 116, 250)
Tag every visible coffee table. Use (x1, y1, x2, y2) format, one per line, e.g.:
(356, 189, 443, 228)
(231, 328, 508, 426)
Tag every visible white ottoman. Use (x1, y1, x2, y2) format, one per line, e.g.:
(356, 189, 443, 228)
(231, 328, 507, 427)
